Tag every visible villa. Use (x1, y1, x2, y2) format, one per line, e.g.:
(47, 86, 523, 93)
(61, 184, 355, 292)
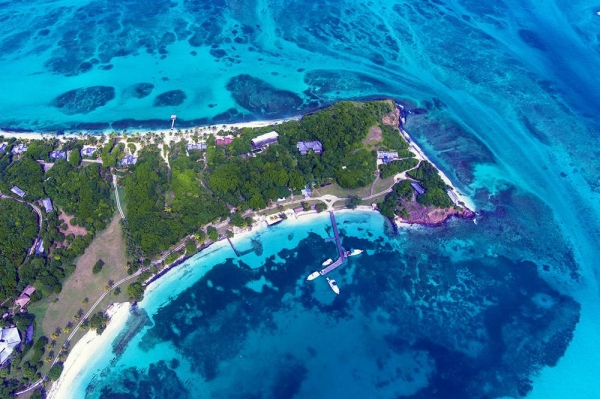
(410, 182, 426, 195)
(49, 150, 67, 160)
(10, 186, 26, 198)
(120, 155, 137, 167)
(296, 141, 323, 155)
(42, 198, 54, 213)
(11, 143, 28, 155)
(187, 143, 207, 151)
(81, 147, 97, 157)
(251, 131, 279, 149)
(0, 327, 21, 364)
(377, 151, 399, 164)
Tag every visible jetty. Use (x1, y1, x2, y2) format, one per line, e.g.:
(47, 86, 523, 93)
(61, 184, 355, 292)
(319, 211, 346, 275)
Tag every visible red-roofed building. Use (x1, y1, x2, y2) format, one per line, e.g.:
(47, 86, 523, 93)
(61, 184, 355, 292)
(216, 137, 234, 146)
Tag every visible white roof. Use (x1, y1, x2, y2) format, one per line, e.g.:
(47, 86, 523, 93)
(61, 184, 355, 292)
(0, 327, 21, 364)
(253, 131, 279, 142)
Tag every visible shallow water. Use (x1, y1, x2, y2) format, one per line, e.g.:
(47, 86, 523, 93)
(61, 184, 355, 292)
(3, 0, 598, 397)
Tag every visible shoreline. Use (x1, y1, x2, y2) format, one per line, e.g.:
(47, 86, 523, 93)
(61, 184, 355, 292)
(44, 205, 468, 396)
(47, 302, 131, 399)
(0, 116, 302, 142)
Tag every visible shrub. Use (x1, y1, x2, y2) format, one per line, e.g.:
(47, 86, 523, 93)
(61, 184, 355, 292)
(92, 259, 105, 274)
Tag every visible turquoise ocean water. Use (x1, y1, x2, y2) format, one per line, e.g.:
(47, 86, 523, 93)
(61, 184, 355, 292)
(1, 0, 599, 397)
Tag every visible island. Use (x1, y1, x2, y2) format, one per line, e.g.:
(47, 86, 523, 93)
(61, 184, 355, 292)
(0, 100, 473, 397)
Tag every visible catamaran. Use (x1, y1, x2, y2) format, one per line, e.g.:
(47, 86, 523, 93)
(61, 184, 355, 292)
(322, 258, 333, 266)
(306, 271, 320, 281)
(326, 277, 340, 294)
(348, 249, 363, 256)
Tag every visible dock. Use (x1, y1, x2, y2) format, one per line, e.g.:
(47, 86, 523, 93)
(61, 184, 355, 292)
(320, 211, 346, 275)
(227, 237, 240, 257)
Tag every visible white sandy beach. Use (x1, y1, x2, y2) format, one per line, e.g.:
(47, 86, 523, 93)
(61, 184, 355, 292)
(47, 302, 131, 399)
(0, 116, 301, 143)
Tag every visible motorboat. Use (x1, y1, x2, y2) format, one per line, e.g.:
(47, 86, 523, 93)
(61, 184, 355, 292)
(306, 271, 320, 281)
(348, 249, 363, 257)
(322, 258, 333, 266)
(326, 277, 340, 294)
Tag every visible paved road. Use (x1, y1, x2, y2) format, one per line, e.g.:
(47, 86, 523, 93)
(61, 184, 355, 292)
(112, 174, 125, 220)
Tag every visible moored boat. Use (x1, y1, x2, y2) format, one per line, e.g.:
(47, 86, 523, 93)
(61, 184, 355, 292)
(306, 271, 320, 281)
(326, 277, 340, 294)
(322, 258, 333, 266)
(348, 249, 363, 256)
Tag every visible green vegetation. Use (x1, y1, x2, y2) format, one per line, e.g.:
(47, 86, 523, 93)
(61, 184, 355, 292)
(0, 156, 44, 199)
(379, 158, 419, 179)
(127, 282, 145, 302)
(92, 259, 105, 274)
(88, 312, 109, 334)
(185, 240, 197, 256)
(0, 200, 38, 266)
(45, 160, 114, 233)
(48, 363, 63, 381)
(407, 161, 453, 208)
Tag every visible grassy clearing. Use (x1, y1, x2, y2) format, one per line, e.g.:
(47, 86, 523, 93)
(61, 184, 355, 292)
(28, 214, 129, 370)
(312, 182, 373, 199)
(116, 186, 127, 216)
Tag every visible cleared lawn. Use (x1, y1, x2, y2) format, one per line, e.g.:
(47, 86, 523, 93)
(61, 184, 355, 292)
(29, 214, 129, 362)
(312, 182, 373, 199)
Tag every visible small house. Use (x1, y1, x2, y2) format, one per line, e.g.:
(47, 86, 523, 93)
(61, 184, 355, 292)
(410, 182, 426, 195)
(0, 327, 21, 364)
(81, 147, 97, 157)
(0, 143, 6, 153)
(11, 143, 28, 155)
(14, 285, 36, 309)
(120, 155, 137, 167)
(215, 137, 234, 146)
(49, 150, 67, 160)
(35, 239, 45, 255)
(187, 143, 207, 151)
(251, 131, 278, 149)
(10, 186, 26, 198)
(42, 198, 54, 213)
(296, 141, 323, 155)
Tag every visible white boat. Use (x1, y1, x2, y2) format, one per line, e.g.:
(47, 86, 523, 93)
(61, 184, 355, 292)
(348, 249, 363, 257)
(306, 271, 320, 281)
(322, 258, 333, 266)
(326, 277, 340, 294)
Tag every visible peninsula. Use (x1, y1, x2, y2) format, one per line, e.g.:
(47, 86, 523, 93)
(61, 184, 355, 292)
(0, 100, 473, 397)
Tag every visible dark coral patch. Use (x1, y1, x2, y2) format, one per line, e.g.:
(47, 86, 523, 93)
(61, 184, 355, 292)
(226, 74, 304, 117)
(153, 90, 187, 107)
(50, 86, 115, 115)
(129, 83, 155, 99)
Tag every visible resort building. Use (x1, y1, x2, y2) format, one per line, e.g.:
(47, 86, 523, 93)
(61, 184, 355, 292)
(377, 151, 399, 164)
(0, 143, 6, 153)
(14, 285, 36, 309)
(49, 150, 67, 160)
(10, 186, 26, 198)
(81, 147, 97, 157)
(42, 198, 54, 213)
(215, 136, 234, 146)
(120, 155, 137, 167)
(296, 141, 323, 155)
(410, 182, 426, 195)
(187, 143, 207, 151)
(251, 131, 279, 149)
(11, 143, 28, 155)
(0, 327, 21, 365)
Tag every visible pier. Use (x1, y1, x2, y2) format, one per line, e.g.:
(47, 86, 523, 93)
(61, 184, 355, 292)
(227, 237, 240, 257)
(320, 211, 346, 275)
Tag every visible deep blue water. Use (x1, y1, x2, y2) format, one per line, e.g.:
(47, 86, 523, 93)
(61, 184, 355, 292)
(3, 0, 599, 397)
